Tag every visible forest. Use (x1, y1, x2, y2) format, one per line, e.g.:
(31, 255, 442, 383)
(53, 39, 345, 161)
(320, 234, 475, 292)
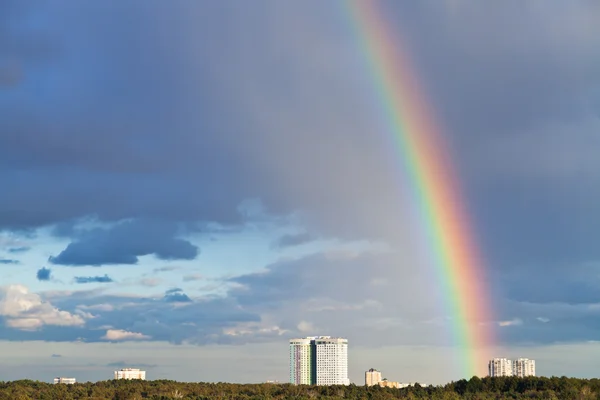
(0, 376, 599, 400)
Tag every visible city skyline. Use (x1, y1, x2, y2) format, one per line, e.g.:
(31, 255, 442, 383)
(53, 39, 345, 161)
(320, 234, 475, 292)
(1, 0, 600, 384)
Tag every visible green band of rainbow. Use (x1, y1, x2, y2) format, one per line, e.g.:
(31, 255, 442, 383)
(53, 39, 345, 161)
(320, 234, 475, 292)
(346, 1, 494, 378)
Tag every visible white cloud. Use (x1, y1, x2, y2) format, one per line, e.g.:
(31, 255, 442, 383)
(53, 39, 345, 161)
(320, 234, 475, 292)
(102, 329, 150, 341)
(140, 278, 162, 287)
(0, 285, 86, 330)
(223, 323, 287, 337)
(498, 318, 523, 327)
(305, 298, 382, 313)
(297, 320, 315, 333)
(77, 303, 114, 312)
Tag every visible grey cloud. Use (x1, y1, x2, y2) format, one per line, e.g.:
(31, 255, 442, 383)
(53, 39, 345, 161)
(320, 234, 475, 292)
(7, 246, 29, 253)
(0, 259, 18, 265)
(229, 251, 450, 346)
(164, 288, 192, 303)
(182, 274, 203, 282)
(495, 299, 600, 345)
(45, 291, 260, 345)
(106, 361, 156, 368)
(227, 250, 600, 347)
(0, 60, 22, 87)
(499, 262, 600, 305)
(36, 267, 51, 281)
(272, 232, 314, 248)
(49, 219, 198, 266)
(74, 275, 113, 284)
(0, 0, 599, 351)
(50, 354, 62, 358)
(153, 266, 180, 273)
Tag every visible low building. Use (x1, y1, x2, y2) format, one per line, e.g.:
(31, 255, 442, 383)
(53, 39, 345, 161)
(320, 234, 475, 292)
(114, 368, 146, 380)
(54, 377, 76, 384)
(398, 382, 427, 388)
(379, 379, 400, 388)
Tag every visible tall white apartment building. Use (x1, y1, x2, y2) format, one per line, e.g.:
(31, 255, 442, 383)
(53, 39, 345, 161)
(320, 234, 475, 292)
(289, 336, 349, 385)
(513, 358, 535, 377)
(290, 338, 313, 385)
(315, 337, 349, 385)
(114, 368, 146, 380)
(488, 358, 513, 377)
(365, 368, 382, 386)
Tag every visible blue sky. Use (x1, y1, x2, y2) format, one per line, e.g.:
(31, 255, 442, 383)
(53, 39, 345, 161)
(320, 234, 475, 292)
(1, 0, 600, 384)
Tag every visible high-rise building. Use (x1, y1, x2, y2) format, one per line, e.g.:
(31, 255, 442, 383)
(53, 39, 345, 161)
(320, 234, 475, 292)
(315, 337, 349, 385)
(513, 358, 535, 377)
(365, 368, 382, 386)
(53, 377, 76, 384)
(488, 358, 513, 377)
(488, 358, 536, 377)
(290, 338, 313, 385)
(114, 368, 146, 380)
(289, 336, 349, 385)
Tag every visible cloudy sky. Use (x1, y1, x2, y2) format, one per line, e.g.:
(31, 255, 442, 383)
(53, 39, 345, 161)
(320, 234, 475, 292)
(1, 0, 600, 384)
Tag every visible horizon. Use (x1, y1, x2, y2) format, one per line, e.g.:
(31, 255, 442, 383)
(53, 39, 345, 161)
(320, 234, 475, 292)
(1, 0, 600, 385)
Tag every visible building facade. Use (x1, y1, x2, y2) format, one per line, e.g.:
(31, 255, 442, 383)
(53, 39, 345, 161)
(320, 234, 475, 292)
(378, 379, 401, 388)
(53, 377, 76, 384)
(289, 336, 349, 385)
(114, 368, 146, 380)
(365, 368, 382, 386)
(290, 338, 313, 385)
(315, 337, 349, 385)
(488, 358, 513, 377)
(513, 358, 535, 377)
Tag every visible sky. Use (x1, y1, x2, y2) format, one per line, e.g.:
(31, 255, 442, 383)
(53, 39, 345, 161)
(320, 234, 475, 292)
(1, 0, 600, 385)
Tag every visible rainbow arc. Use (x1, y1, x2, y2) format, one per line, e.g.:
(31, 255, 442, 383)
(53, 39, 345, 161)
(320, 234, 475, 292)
(347, 1, 494, 378)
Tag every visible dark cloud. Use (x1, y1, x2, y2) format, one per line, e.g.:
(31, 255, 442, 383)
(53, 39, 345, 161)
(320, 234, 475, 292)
(164, 288, 192, 303)
(0, 259, 19, 265)
(36, 267, 51, 281)
(7, 246, 29, 253)
(74, 275, 113, 284)
(0, 0, 599, 352)
(50, 354, 62, 358)
(0, 60, 22, 87)
(49, 219, 198, 266)
(272, 232, 314, 248)
(496, 262, 600, 305)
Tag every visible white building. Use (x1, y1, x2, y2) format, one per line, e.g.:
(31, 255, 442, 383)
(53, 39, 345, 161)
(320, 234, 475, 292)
(365, 368, 382, 386)
(114, 368, 146, 380)
(53, 377, 76, 384)
(513, 358, 535, 377)
(488, 358, 513, 377)
(290, 338, 313, 385)
(289, 336, 349, 385)
(315, 337, 349, 385)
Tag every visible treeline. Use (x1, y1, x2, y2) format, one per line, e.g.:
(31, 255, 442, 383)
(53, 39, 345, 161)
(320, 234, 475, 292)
(0, 376, 599, 400)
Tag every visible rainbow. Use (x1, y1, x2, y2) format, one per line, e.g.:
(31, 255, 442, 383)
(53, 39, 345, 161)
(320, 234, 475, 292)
(346, 1, 494, 378)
